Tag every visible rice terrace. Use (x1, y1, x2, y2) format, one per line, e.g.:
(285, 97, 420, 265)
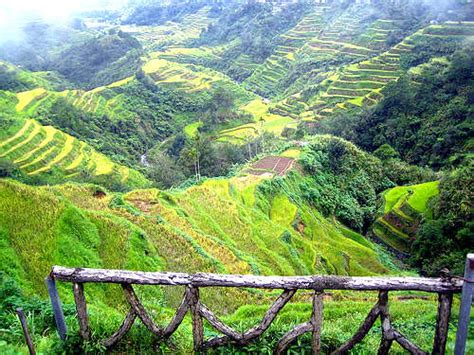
(0, 0, 472, 354)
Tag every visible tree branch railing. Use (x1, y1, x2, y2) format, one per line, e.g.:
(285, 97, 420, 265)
(45, 256, 473, 354)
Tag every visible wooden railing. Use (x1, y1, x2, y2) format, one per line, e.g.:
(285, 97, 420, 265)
(45, 256, 473, 354)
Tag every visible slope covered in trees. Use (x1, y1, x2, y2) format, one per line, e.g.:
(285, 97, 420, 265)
(0, 0, 472, 353)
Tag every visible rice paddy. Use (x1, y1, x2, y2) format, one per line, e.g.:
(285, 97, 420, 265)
(372, 181, 439, 252)
(0, 119, 149, 188)
(278, 21, 474, 121)
(120, 7, 215, 50)
(244, 6, 328, 97)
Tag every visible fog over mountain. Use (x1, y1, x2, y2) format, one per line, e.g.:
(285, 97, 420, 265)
(0, 0, 472, 353)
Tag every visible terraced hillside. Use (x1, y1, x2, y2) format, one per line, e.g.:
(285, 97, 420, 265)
(0, 119, 149, 188)
(278, 21, 474, 121)
(121, 7, 214, 50)
(372, 181, 439, 253)
(244, 5, 329, 97)
(0, 166, 391, 301)
(142, 56, 253, 99)
(218, 99, 295, 143)
(0, 61, 69, 92)
(13, 76, 137, 121)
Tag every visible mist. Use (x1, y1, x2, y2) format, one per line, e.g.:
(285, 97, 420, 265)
(0, 0, 126, 43)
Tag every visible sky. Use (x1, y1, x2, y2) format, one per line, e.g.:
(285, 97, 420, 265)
(0, 0, 126, 41)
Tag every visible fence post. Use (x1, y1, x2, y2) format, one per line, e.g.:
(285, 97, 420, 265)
(73, 282, 91, 341)
(311, 291, 323, 354)
(454, 254, 474, 355)
(45, 277, 67, 340)
(16, 308, 36, 355)
(188, 286, 203, 353)
(432, 292, 453, 355)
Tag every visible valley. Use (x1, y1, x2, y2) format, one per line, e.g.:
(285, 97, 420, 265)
(0, 0, 472, 353)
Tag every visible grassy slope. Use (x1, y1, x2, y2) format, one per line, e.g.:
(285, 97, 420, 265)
(373, 181, 439, 252)
(0, 166, 393, 306)
(0, 118, 150, 189)
(2, 177, 470, 354)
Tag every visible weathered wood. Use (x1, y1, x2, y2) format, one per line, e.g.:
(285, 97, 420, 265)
(202, 335, 231, 350)
(16, 308, 36, 355)
(102, 308, 137, 348)
(378, 338, 393, 355)
(51, 266, 463, 293)
(242, 289, 296, 341)
(454, 253, 474, 355)
(332, 302, 380, 354)
(45, 277, 67, 340)
(311, 292, 323, 354)
(188, 286, 203, 352)
(199, 303, 242, 340)
(202, 290, 296, 350)
(72, 283, 91, 341)
(163, 289, 191, 338)
(378, 291, 393, 355)
(392, 330, 428, 355)
(274, 322, 312, 355)
(122, 283, 163, 336)
(432, 293, 453, 355)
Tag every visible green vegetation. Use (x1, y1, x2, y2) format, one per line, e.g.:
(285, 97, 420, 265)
(373, 181, 439, 253)
(0, 1, 473, 353)
(0, 118, 150, 190)
(383, 181, 439, 214)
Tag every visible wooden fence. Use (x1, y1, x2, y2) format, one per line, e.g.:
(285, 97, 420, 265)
(42, 254, 473, 354)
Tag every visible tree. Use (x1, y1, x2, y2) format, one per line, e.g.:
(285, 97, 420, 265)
(147, 152, 185, 188)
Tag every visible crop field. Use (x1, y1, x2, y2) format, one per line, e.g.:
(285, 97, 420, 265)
(153, 45, 227, 65)
(245, 156, 295, 176)
(218, 99, 295, 142)
(0, 119, 149, 187)
(142, 57, 254, 101)
(257, 8, 402, 118)
(13, 76, 137, 123)
(357, 19, 403, 49)
(372, 181, 439, 252)
(284, 21, 474, 121)
(120, 7, 214, 50)
(244, 6, 328, 97)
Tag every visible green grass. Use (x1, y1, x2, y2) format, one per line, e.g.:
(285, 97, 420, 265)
(184, 121, 203, 138)
(0, 118, 150, 189)
(383, 181, 439, 214)
(374, 181, 440, 253)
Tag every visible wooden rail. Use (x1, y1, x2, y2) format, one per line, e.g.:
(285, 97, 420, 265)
(46, 263, 471, 354)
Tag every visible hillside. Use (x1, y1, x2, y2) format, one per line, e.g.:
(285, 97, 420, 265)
(1, 139, 395, 299)
(0, 0, 472, 353)
(0, 118, 150, 189)
(372, 181, 439, 253)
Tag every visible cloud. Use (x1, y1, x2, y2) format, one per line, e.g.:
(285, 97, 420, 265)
(0, 0, 116, 43)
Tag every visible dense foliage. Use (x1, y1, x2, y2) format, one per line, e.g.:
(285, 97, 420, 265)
(298, 136, 393, 232)
(314, 47, 473, 170)
(411, 161, 474, 275)
(50, 30, 143, 88)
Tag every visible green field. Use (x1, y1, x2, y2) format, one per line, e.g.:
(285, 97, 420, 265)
(373, 181, 440, 252)
(0, 119, 149, 189)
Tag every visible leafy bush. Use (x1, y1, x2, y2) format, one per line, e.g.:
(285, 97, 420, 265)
(299, 136, 392, 232)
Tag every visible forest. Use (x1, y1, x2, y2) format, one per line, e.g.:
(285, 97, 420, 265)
(0, 0, 472, 353)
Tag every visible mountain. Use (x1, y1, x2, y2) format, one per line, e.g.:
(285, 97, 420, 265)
(0, 0, 472, 353)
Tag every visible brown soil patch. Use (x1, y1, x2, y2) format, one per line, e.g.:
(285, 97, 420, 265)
(93, 190, 107, 199)
(247, 156, 295, 176)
